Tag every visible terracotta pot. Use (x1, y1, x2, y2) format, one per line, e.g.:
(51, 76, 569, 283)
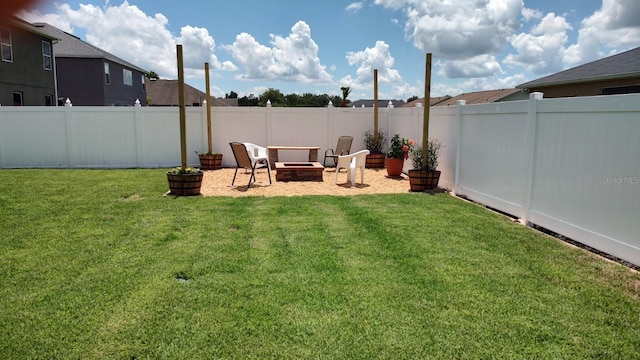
(385, 157, 404, 177)
(199, 153, 222, 170)
(167, 171, 203, 196)
(408, 170, 441, 192)
(365, 152, 386, 168)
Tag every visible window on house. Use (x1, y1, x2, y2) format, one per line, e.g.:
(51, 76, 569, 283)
(123, 69, 132, 86)
(42, 41, 52, 70)
(141, 74, 146, 91)
(104, 62, 110, 84)
(45, 94, 54, 106)
(13, 92, 23, 106)
(1, 27, 12, 63)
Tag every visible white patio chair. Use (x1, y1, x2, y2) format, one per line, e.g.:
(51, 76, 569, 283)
(334, 149, 370, 186)
(243, 142, 271, 173)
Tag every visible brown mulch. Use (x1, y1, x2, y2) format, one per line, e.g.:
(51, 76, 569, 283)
(200, 167, 413, 197)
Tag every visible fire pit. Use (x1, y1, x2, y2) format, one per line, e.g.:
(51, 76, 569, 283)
(275, 162, 324, 181)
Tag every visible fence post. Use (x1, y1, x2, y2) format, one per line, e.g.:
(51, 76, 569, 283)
(453, 100, 466, 196)
(327, 100, 334, 152)
(64, 98, 73, 167)
(134, 99, 144, 167)
(522, 92, 544, 225)
(265, 100, 272, 145)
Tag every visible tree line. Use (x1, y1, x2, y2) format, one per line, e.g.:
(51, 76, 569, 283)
(226, 89, 420, 107)
(225, 89, 344, 107)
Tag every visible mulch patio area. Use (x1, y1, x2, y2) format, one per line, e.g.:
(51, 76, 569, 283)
(199, 167, 415, 197)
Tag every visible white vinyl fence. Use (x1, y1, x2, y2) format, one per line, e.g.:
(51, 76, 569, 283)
(1, 94, 639, 267)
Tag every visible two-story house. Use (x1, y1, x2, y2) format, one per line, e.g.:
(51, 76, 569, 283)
(32, 22, 147, 106)
(0, 16, 57, 106)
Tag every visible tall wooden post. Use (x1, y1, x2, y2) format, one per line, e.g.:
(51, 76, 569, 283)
(422, 53, 432, 163)
(205, 62, 213, 154)
(373, 69, 379, 140)
(177, 44, 187, 169)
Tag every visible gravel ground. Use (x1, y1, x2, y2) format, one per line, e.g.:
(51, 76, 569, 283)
(199, 166, 414, 197)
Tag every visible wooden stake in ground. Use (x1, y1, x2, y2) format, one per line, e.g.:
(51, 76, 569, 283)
(422, 53, 432, 164)
(373, 69, 379, 141)
(177, 44, 187, 169)
(205, 62, 213, 154)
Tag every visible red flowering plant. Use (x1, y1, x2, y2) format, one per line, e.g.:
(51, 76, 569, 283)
(386, 134, 415, 160)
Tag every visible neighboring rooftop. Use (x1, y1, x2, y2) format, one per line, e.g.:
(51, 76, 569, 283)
(403, 96, 451, 107)
(30, 22, 147, 73)
(434, 88, 526, 106)
(145, 79, 237, 107)
(517, 47, 640, 89)
(404, 89, 526, 107)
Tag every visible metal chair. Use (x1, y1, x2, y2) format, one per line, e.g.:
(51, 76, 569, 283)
(323, 135, 354, 167)
(229, 142, 271, 187)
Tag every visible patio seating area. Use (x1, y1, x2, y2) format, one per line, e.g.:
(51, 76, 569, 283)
(204, 167, 412, 197)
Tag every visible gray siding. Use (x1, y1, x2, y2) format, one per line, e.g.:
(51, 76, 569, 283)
(0, 25, 55, 106)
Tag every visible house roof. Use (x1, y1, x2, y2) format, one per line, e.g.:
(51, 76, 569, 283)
(433, 88, 524, 106)
(517, 47, 640, 89)
(404, 89, 522, 107)
(403, 96, 451, 107)
(145, 79, 237, 107)
(30, 22, 147, 73)
(5, 16, 57, 40)
(349, 99, 406, 108)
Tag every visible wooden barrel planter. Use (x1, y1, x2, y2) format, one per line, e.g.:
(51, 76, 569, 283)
(408, 170, 441, 192)
(167, 171, 204, 196)
(365, 152, 386, 168)
(199, 154, 222, 170)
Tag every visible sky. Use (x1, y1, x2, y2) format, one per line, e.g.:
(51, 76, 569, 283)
(19, 0, 640, 101)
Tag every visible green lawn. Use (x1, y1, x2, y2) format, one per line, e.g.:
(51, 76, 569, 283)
(1, 169, 638, 359)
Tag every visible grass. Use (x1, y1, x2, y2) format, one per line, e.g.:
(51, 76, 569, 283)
(1, 169, 639, 359)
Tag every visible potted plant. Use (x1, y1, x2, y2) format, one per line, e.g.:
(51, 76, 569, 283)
(166, 44, 204, 196)
(363, 129, 386, 168)
(196, 150, 222, 170)
(408, 138, 443, 191)
(167, 166, 203, 196)
(386, 134, 414, 177)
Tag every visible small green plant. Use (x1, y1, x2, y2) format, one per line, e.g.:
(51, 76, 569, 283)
(386, 134, 414, 159)
(195, 150, 218, 156)
(168, 166, 200, 175)
(364, 129, 386, 153)
(410, 138, 443, 171)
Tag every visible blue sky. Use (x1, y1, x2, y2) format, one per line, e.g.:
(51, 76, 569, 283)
(20, 0, 640, 101)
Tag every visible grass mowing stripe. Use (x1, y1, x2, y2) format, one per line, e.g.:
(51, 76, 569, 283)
(0, 169, 639, 358)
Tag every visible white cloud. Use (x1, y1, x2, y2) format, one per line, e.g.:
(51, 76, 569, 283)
(565, 0, 640, 65)
(440, 55, 502, 78)
(339, 41, 402, 89)
(20, 1, 229, 80)
(345, 2, 364, 12)
(19, 8, 74, 33)
(383, 0, 523, 60)
(225, 21, 332, 84)
(504, 13, 572, 75)
(521, 7, 543, 22)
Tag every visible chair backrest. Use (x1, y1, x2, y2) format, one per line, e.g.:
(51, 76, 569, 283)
(337, 149, 369, 168)
(243, 142, 268, 158)
(351, 149, 370, 168)
(335, 136, 354, 155)
(230, 142, 253, 168)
